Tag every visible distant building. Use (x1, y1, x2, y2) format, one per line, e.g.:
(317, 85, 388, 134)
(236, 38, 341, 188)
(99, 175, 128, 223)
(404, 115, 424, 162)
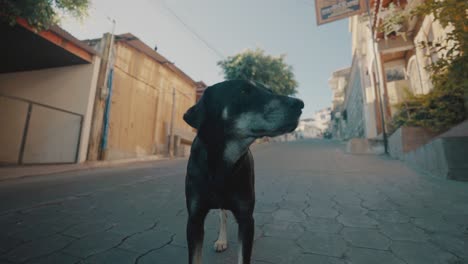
(314, 107, 332, 132)
(295, 118, 321, 138)
(328, 68, 351, 140)
(294, 108, 332, 139)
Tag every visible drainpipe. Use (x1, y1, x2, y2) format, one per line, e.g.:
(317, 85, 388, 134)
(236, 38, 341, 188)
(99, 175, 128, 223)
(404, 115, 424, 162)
(99, 19, 116, 160)
(100, 68, 114, 160)
(168, 87, 176, 159)
(366, 0, 388, 154)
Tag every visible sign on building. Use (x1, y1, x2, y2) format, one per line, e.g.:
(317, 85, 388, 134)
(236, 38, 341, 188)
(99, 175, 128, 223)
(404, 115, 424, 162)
(315, 0, 367, 25)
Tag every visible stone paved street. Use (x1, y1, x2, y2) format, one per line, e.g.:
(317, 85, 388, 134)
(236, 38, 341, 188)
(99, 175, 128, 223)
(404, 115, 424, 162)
(0, 139, 467, 264)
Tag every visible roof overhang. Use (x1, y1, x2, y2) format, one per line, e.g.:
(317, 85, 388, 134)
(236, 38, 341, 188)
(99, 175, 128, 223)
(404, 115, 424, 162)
(0, 18, 97, 74)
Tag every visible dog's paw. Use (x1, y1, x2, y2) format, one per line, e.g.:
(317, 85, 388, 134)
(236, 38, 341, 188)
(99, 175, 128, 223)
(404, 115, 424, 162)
(213, 240, 228, 252)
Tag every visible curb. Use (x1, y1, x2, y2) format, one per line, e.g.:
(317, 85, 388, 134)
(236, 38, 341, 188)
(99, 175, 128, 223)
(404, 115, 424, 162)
(0, 155, 170, 182)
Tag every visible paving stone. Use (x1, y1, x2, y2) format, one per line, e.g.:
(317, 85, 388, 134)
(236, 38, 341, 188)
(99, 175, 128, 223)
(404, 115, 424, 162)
(0, 213, 23, 227)
(391, 240, 461, 264)
(138, 245, 186, 264)
(1, 140, 468, 264)
(301, 217, 343, 233)
(262, 221, 304, 240)
(111, 218, 157, 236)
(0, 234, 23, 254)
(26, 252, 81, 264)
(253, 212, 273, 226)
(333, 193, 362, 206)
(293, 253, 346, 264)
(203, 241, 239, 264)
(283, 193, 310, 202)
(362, 200, 399, 211)
(278, 200, 308, 211)
(169, 229, 187, 248)
(367, 210, 410, 224)
(345, 247, 404, 264)
(272, 209, 306, 222)
(62, 231, 123, 258)
(341, 227, 390, 250)
(82, 248, 138, 264)
(398, 206, 441, 219)
(430, 233, 468, 260)
(413, 216, 464, 234)
(443, 214, 468, 231)
(379, 223, 429, 242)
(253, 236, 300, 264)
(10, 220, 77, 242)
(335, 204, 368, 217)
(62, 220, 116, 239)
(304, 206, 339, 219)
(118, 229, 173, 254)
(337, 214, 378, 228)
(296, 232, 347, 257)
(3, 234, 75, 263)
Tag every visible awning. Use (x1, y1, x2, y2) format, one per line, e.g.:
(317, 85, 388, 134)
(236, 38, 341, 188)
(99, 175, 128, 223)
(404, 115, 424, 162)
(0, 19, 97, 74)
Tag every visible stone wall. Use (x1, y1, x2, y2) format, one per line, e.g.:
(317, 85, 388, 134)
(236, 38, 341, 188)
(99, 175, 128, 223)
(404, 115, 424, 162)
(390, 121, 468, 181)
(343, 64, 365, 140)
(388, 126, 437, 160)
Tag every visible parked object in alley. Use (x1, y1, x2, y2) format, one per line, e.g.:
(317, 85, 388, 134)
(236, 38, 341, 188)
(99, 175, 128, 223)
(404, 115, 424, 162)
(183, 80, 304, 264)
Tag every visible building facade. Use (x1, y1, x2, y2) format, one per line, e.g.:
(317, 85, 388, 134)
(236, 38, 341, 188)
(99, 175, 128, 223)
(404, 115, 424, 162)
(0, 19, 100, 165)
(86, 33, 200, 160)
(330, 0, 453, 143)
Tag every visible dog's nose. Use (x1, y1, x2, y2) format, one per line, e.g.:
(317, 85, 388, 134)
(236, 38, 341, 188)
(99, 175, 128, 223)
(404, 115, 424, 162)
(296, 99, 305, 109)
(289, 98, 304, 109)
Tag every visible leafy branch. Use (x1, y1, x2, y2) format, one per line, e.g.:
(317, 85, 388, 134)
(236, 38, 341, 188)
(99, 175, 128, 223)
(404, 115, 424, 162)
(0, 0, 90, 30)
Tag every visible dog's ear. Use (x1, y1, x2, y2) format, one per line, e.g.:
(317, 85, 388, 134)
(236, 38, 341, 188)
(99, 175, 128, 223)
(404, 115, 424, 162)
(183, 99, 205, 129)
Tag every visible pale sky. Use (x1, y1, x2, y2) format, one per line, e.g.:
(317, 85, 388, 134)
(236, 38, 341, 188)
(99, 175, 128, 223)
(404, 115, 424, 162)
(60, 0, 352, 119)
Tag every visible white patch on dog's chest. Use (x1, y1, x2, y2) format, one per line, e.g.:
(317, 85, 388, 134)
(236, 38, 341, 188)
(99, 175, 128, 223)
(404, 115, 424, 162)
(224, 139, 254, 164)
(224, 141, 241, 163)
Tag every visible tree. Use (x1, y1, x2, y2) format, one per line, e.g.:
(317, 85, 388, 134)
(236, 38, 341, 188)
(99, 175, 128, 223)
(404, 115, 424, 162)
(0, 0, 90, 29)
(217, 48, 298, 96)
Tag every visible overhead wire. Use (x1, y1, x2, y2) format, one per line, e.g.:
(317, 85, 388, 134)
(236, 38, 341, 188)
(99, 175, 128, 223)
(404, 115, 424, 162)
(157, 0, 226, 60)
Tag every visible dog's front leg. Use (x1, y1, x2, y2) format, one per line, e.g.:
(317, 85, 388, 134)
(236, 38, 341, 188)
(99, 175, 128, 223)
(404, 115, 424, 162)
(214, 209, 228, 252)
(236, 215, 254, 264)
(187, 206, 208, 264)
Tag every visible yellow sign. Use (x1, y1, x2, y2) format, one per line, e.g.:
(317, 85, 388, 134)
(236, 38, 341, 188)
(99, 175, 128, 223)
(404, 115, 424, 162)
(315, 0, 367, 25)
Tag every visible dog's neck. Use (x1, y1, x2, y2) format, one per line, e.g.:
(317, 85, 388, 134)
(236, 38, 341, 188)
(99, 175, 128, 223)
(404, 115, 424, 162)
(197, 125, 255, 177)
(223, 138, 255, 165)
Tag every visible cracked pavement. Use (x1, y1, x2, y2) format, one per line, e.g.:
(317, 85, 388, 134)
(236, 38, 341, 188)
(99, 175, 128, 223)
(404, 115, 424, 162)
(0, 139, 467, 264)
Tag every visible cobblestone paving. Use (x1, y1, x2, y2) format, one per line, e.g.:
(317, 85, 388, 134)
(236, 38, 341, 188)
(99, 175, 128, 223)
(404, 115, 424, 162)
(0, 140, 467, 264)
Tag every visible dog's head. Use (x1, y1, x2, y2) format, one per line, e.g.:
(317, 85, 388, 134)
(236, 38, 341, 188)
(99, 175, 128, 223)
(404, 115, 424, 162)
(184, 80, 304, 139)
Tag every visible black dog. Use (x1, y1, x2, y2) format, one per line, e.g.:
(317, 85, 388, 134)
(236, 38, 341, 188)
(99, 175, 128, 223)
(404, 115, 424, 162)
(183, 80, 303, 264)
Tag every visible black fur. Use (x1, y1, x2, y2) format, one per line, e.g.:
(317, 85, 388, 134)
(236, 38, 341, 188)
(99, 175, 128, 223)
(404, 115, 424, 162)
(184, 80, 303, 264)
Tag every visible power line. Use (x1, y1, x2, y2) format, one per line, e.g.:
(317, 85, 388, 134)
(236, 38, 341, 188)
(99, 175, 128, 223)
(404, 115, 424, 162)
(156, 0, 226, 60)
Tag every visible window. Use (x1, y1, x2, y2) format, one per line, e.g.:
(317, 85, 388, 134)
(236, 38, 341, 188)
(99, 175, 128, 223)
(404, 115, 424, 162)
(385, 68, 405, 82)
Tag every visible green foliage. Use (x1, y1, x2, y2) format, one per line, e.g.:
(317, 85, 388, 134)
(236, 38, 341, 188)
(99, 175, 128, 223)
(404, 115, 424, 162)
(217, 48, 298, 96)
(392, 73, 466, 133)
(0, 0, 89, 29)
(391, 0, 468, 132)
(378, 3, 409, 37)
(411, 0, 468, 76)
